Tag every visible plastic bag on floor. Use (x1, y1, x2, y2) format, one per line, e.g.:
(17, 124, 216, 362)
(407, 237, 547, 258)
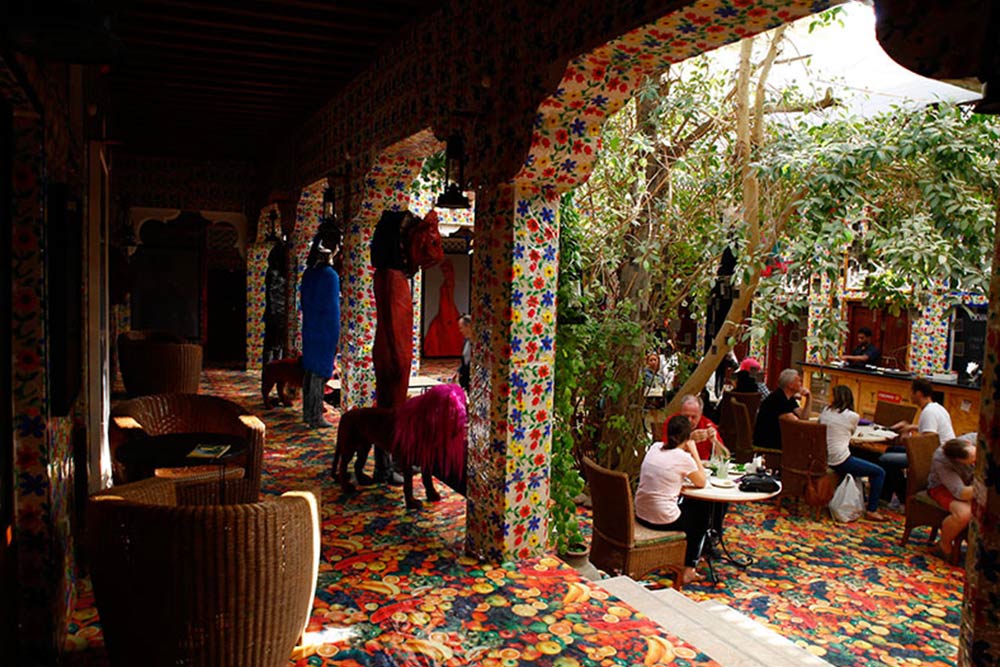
(829, 474, 865, 522)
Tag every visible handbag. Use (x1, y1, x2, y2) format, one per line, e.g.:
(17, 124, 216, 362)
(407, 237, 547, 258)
(738, 472, 780, 493)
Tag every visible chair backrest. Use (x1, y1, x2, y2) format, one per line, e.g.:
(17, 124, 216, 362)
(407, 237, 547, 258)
(873, 400, 917, 428)
(726, 391, 762, 425)
(582, 456, 634, 548)
(779, 419, 827, 496)
(721, 398, 754, 462)
(904, 433, 942, 497)
(118, 331, 203, 396)
(88, 478, 318, 667)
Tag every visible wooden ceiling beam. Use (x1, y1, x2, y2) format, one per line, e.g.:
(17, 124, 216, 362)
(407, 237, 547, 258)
(133, 0, 407, 34)
(255, 0, 430, 23)
(116, 35, 348, 66)
(115, 51, 350, 79)
(119, 23, 366, 57)
(123, 9, 387, 47)
(112, 76, 320, 100)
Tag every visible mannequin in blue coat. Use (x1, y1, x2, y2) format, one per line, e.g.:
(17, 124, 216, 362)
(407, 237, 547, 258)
(300, 239, 340, 428)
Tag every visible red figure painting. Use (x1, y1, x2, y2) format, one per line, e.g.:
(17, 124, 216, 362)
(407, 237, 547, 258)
(423, 258, 464, 357)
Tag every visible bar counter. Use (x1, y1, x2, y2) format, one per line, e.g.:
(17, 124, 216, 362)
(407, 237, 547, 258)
(799, 362, 980, 435)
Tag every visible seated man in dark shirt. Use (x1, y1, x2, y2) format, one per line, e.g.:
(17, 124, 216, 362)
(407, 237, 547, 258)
(840, 327, 880, 368)
(753, 368, 812, 450)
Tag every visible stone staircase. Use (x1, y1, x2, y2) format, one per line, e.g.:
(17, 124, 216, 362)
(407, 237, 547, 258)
(595, 576, 832, 667)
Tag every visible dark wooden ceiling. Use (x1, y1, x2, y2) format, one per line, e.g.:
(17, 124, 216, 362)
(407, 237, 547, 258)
(107, 0, 445, 160)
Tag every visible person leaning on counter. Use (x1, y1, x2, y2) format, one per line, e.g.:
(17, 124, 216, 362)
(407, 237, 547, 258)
(840, 327, 880, 368)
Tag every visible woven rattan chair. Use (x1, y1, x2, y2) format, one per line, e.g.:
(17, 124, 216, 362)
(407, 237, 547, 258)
(118, 329, 203, 396)
(88, 476, 319, 667)
(582, 456, 687, 589)
(900, 433, 954, 546)
(779, 419, 830, 515)
(722, 391, 762, 426)
(719, 397, 754, 462)
(109, 393, 265, 503)
(873, 400, 917, 428)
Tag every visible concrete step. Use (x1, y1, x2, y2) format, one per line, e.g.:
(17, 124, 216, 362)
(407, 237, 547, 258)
(594, 576, 831, 667)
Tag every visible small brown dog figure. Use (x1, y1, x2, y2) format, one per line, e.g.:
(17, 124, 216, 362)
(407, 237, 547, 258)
(261, 356, 304, 408)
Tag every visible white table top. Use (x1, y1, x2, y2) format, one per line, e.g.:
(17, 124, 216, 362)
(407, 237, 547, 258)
(681, 474, 781, 503)
(326, 375, 443, 391)
(851, 424, 899, 444)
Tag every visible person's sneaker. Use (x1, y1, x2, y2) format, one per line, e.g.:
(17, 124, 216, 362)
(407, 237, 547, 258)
(308, 420, 332, 429)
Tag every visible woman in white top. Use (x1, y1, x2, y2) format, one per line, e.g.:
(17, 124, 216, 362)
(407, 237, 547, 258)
(634, 415, 711, 584)
(817, 385, 889, 521)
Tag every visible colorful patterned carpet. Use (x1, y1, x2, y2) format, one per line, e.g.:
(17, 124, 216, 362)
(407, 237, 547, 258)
(65, 367, 964, 666)
(65, 367, 716, 666)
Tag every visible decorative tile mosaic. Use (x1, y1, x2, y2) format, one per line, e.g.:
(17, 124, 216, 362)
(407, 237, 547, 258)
(244, 207, 275, 371)
(287, 180, 327, 355)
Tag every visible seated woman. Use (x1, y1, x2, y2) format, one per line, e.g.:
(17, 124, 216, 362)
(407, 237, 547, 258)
(817, 385, 890, 522)
(928, 437, 976, 559)
(634, 415, 712, 584)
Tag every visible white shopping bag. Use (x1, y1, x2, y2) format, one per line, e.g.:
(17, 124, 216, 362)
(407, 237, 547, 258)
(829, 474, 865, 522)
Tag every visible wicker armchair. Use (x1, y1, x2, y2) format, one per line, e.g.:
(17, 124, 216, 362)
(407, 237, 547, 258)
(109, 393, 265, 503)
(582, 457, 687, 589)
(778, 419, 830, 514)
(88, 476, 319, 667)
(118, 329, 203, 396)
(900, 434, 955, 547)
(873, 400, 917, 428)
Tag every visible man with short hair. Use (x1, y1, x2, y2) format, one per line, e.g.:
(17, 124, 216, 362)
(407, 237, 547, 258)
(666, 394, 727, 461)
(841, 327, 881, 368)
(928, 437, 976, 559)
(894, 378, 955, 444)
(753, 368, 811, 450)
(880, 378, 958, 503)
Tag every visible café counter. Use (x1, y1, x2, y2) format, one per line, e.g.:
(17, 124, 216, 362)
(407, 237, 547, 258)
(799, 362, 980, 435)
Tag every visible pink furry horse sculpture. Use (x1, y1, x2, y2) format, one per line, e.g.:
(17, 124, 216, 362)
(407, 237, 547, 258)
(332, 384, 467, 509)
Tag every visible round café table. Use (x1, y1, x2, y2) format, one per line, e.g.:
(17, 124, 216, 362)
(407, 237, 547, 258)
(682, 472, 782, 583)
(115, 432, 248, 503)
(849, 424, 899, 455)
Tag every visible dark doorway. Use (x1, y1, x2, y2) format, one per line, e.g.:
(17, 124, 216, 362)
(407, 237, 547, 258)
(205, 223, 246, 367)
(846, 302, 910, 369)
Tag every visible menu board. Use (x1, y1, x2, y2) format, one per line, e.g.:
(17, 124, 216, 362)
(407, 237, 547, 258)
(950, 305, 987, 376)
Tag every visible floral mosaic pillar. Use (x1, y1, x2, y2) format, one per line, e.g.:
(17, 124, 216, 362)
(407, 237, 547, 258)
(411, 271, 422, 377)
(960, 210, 1000, 667)
(10, 114, 75, 663)
(286, 181, 326, 355)
(466, 184, 560, 561)
(462, 0, 835, 561)
(340, 153, 425, 409)
(245, 207, 275, 371)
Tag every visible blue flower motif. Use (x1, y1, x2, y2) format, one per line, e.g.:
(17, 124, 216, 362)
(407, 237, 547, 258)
(553, 86, 565, 99)
(511, 408, 523, 423)
(514, 426, 526, 441)
(540, 207, 555, 223)
(17, 414, 44, 438)
(512, 374, 529, 391)
(716, 6, 739, 18)
(528, 472, 542, 489)
(517, 200, 530, 216)
(541, 291, 555, 307)
(592, 94, 609, 108)
(534, 112, 544, 129)
(528, 516, 541, 531)
(511, 335, 522, 352)
(561, 159, 577, 173)
(570, 118, 587, 136)
(543, 247, 556, 261)
(513, 243, 525, 259)
(678, 21, 697, 34)
(512, 289, 523, 306)
(491, 438, 505, 454)
(511, 469, 524, 482)
(541, 336, 553, 351)
(19, 472, 46, 496)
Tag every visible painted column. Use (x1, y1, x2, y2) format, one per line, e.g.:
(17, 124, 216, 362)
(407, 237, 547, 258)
(286, 181, 325, 355)
(959, 208, 1000, 667)
(466, 183, 560, 561)
(411, 271, 422, 376)
(339, 154, 424, 409)
(10, 114, 75, 663)
(245, 208, 273, 371)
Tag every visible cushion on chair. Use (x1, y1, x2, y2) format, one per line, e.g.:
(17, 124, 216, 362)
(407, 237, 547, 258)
(914, 490, 945, 510)
(634, 524, 686, 545)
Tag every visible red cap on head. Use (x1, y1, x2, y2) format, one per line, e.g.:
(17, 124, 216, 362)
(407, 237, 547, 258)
(739, 357, 761, 372)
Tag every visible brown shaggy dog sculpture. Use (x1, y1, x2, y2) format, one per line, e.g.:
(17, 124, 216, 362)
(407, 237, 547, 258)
(261, 356, 304, 408)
